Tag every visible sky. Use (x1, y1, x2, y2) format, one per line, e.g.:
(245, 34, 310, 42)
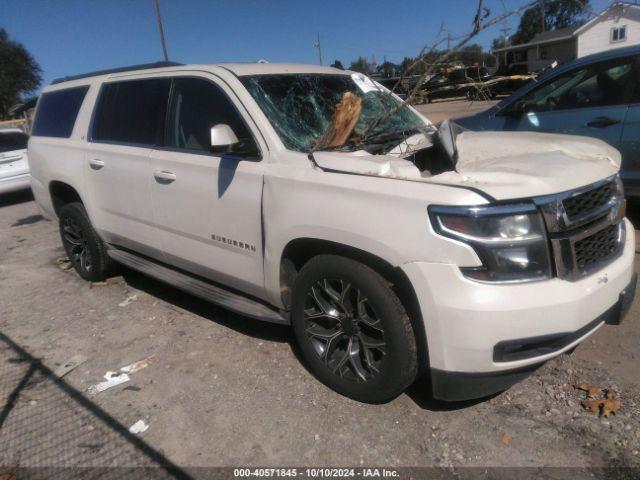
(1, 0, 612, 91)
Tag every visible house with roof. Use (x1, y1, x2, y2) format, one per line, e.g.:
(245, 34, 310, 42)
(493, 1, 640, 73)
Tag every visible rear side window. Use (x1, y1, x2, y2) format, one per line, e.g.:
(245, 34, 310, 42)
(92, 78, 170, 145)
(32, 86, 89, 138)
(0, 131, 28, 153)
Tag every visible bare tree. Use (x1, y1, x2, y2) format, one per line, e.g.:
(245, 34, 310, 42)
(358, 0, 543, 143)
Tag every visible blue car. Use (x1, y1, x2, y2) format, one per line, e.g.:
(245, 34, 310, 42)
(454, 45, 640, 197)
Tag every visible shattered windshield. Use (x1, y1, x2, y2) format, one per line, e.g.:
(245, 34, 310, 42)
(240, 74, 428, 152)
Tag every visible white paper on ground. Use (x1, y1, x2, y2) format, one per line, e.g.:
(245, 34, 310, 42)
(129, 419, 149, 434)
(87, 355, 154, 395)
(87, 371, 130, 395)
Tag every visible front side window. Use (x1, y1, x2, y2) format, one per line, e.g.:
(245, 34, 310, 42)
(32, 86, 89, 138)
(92, 78, 170, 145)
(611, 26, 627, 43)
(241, 74, 427, 152)
(518, 57, 637, 112)
(166, 78, 253, 153)
(0, 131, 28, 153)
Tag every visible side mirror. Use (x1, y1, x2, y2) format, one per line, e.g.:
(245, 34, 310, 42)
(500, 100, 527, 117)
(210, 124, 239, 151)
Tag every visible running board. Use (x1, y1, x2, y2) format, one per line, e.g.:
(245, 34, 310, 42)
(107, 249, 288, 325)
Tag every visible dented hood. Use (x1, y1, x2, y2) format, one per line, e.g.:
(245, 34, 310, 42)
(312, 131, 621, 201)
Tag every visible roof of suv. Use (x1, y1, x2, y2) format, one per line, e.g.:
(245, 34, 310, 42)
(218, 63, 349, 76)
(51, 62, 350, 86)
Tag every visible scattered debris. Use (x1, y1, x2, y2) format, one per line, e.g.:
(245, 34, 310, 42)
(77, 442, 103, 452)
(120, 355, 155, 374)
(118, 294, 138, 307)
(90, 276, 125, 288)
(53, 354, 88, 378)
(577, 384, 622, 417)
(576, 383, 604, 398)
(87, 356, 154, 395)
(129, 419, 149, 434)
(87, 371, 130, 395)
(55, 257, 72, 271)
(501, 433, 511, 446)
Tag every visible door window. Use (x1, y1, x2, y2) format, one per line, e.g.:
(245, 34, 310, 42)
(518, 57, 638, 112)
(166, 78, 253, 153)
(91, 78, 170, 145)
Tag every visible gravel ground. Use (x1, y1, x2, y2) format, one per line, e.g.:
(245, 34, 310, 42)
(413, 97, 499, 123)
(0, 187, 639, 478)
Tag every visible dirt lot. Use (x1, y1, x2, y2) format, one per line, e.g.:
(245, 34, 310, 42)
(414, 97, 499, 123)
(1, 145, 639, 477)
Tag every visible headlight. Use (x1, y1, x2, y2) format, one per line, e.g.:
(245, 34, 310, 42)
(430, 203, 551, 283)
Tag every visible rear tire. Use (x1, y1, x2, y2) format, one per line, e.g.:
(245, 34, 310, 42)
(291, 255, 418, 403)
(58, 202, 114, 282)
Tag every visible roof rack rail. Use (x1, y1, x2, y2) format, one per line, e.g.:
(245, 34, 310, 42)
(51, 61, 184, 85)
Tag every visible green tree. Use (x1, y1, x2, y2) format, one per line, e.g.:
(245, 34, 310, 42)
(349, 56, 371, 74)
(0, 28, 41, 118)
(449, 44, 495, 67)
(491, 36, 510, 50)
(511, 0, 591, 45)
(377, 61, 400, 77)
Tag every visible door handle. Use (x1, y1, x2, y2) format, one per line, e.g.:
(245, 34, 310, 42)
(586, 117, 620, 128)
(153, 170, 177, 184)
(89, 158, 105, 170)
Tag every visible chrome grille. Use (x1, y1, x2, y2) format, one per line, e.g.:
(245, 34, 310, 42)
(574, 223, 620, 270)
(535, 175, 625, 281)
(562, 181, 614, 221)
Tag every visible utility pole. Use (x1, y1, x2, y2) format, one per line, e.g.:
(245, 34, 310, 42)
(314, 33, 323, 66)
(152, 0, 169, 62)
(540, 0, 546, 32)
(447, 33, 451, 51)
(500, 27, 511, 46)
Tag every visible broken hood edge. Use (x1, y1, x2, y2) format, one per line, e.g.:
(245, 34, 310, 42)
(311, 131, 621, 201)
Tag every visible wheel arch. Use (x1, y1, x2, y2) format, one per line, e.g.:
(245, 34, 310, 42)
(49, 180, 84, 215)
(279, 237, 430, 374)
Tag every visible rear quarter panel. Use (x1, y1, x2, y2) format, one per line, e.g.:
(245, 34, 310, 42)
(29, 79, 99, 219)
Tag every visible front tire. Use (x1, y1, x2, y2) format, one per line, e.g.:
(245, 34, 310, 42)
(58, 202, 114, 282)
(291, 255, 418, 403)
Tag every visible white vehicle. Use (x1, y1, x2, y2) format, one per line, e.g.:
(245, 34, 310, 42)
(0, 128, 30, 194)
(28, 62, 636, 403)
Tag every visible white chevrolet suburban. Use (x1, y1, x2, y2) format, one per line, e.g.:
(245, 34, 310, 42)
(28, 62, 636, 403)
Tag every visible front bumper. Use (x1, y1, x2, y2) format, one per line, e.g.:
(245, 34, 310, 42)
(430, 272, 636, 401)
(401, 218, 636, 401)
